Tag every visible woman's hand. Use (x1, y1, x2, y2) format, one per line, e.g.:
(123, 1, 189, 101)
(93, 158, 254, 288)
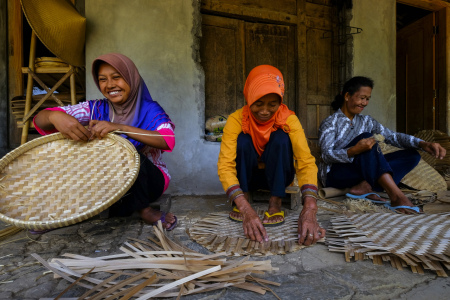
(234, 195, 268, 243)
(347, 137, 376, 157)
(419, 141, 446, 159)
(47, 111, 91, 141)
(88, 120, 120, 139)
(298, 197, 326, 246)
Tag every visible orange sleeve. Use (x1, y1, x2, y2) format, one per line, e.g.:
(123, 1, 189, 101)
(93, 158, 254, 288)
(287, 115, 318, 187)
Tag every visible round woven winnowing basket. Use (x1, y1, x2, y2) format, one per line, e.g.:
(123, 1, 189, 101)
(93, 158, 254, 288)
(0, 133, 140, 230)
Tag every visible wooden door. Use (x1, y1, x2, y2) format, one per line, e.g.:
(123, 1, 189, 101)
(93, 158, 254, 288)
(397, 12, 435, 134)
(302, 1, 338, 139)
(244, 22, 296, 111)
(201, 15, 244, 119)
(201, 15, 296, 119)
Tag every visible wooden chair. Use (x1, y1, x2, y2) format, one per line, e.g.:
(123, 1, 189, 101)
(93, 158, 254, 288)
(20, 31, 80, 144)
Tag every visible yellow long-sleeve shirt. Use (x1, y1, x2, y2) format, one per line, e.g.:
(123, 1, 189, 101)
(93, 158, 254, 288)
(217, 108, 318, 201)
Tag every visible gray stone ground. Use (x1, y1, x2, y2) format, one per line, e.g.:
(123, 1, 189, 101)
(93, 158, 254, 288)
(0, 195, 449, 299)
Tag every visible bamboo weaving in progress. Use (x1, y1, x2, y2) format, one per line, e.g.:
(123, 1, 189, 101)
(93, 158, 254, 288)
(326, 212, 450, 277)
(188, 209, 321, 256)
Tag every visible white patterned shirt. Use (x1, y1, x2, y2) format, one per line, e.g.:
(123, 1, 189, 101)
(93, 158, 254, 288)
(318, 109, 422, 186)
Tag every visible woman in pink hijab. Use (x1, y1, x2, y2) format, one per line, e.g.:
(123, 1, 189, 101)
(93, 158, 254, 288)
(34, 53, 177, 230)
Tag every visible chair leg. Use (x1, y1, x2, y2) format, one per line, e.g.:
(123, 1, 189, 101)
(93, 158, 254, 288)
(70, 66, 76, 105)
(21, 32, 37, 145)
(290, 192, 300, 210)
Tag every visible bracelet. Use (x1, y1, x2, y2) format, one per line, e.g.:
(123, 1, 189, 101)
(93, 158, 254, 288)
(301, 191, 318, 205)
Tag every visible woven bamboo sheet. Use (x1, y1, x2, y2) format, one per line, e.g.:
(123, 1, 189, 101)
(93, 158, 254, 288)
(0, 133, 139, 230)
(326, 212, 450, 277)
(414, 130, 450, 172)
(188, 209, 319, 256)
(374, 134, 447, 192)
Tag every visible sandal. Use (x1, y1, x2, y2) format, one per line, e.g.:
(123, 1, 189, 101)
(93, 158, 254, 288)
(384, 203, 421, 214)
(152, 211, 178, 231)
(263, 211, 285, 227)
(229, 207, 243, 222)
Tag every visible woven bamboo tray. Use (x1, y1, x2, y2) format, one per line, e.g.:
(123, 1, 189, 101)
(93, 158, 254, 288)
(0, 133, 140, 230)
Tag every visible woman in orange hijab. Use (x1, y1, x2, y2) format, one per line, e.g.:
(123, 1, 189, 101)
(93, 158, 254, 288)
(218, 65, 325, 245)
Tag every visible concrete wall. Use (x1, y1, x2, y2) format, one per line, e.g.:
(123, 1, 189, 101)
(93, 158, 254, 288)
(350, 0, 397, 130)
(86, 0, 223, 195)
(0, 0, 8, 156)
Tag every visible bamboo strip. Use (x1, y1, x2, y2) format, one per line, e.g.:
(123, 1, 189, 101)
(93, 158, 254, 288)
(104, 274, 157, 300)
(135, 266, 221, 300)
(54, 267, 94, 300)
(89, 271, 154, 300)
(78, 273, 122, 300)
(233, 282, 267, 294)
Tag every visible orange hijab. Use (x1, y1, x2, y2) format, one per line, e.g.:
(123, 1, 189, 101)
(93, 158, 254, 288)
(242, 65, 295, 156)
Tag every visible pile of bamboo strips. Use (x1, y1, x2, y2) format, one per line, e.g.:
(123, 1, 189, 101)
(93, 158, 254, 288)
(326, 213, 450, 277)
(32, 222, 280, 299)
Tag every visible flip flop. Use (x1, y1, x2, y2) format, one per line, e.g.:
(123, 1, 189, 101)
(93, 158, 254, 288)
(384, 203, 421, 214)
(229, 207, 243, 223)
(263, 211, 285, 227)
(152, 211, 178, 231)
(345, 193, 390, 204)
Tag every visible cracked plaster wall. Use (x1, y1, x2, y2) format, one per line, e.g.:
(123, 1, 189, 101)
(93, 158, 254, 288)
(85, 0, 223, 195)
(350, 0, 397, 130)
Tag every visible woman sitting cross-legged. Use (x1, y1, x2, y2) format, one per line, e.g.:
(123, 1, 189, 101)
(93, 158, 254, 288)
(318, 76, 446, 214)
(34, 53, 177, 230)
(218, 65, 325, 245)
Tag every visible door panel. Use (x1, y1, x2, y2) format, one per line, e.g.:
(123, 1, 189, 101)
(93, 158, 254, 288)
(245, 23, 296, 111)
(201, 15, 296, 119)
(397, 12, 434, 134)
(201, 15, 244, 119)
(303, 2, 337, 139)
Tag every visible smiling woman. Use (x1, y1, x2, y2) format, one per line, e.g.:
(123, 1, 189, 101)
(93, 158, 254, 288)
(33, 53, 178, 231)
(319, 76, 446, 214)
(97, 63, 131, 105)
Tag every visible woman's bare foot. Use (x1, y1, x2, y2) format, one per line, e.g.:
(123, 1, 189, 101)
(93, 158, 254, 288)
(349, 181, 388, 202)
(229, 192, 250, 221)
(139, 207, 177, 229)
(377, 173, 421, 214)
(262, 196, 284, 224)
(388, 194, 420, 214)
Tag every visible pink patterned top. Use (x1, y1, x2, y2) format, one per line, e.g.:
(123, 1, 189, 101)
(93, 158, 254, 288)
(33, 101, 175, 192)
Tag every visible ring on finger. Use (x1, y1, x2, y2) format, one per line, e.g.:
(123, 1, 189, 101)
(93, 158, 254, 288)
(309, 233, 313, 237)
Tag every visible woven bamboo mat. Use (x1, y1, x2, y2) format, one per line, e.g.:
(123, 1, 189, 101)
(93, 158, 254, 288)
(327, 212, 450, 277)
(374, 134, 447, 192)
(0, 133, 139, 230)
(188, 209, 319, 256)
(414, 130, 450, 172)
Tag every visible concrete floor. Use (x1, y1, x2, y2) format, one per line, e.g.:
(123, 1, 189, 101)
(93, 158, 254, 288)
(0, 195, 448, 299)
